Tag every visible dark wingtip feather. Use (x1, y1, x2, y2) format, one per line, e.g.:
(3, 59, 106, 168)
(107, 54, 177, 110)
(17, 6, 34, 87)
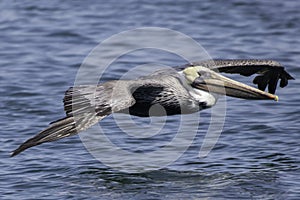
(253, 76, 268, 92)
(11, 143, 33, 157)
(10, 117, 76, 157)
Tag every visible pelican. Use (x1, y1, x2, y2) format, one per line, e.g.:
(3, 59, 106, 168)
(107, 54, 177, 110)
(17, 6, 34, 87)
(11, 59, 294, 156)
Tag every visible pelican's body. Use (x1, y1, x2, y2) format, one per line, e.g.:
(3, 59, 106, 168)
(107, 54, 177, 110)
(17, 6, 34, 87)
(11, 59, 294, 156)
(117, 70, 217, 117)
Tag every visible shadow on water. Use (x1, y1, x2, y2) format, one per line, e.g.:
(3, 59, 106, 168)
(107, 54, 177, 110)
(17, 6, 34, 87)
(78, 167, 289, 199)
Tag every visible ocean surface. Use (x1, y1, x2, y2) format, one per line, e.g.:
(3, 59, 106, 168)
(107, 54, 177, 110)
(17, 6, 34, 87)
(1, 0, 299, 199)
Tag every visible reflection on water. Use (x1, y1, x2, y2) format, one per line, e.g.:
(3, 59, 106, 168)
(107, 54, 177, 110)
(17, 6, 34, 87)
(77, 168, 287, 199)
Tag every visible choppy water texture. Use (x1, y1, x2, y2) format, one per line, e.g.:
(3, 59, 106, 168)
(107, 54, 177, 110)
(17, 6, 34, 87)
(1, 0, 300, 199)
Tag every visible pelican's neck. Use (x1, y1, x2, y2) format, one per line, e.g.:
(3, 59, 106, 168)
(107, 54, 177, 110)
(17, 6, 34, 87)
(189, 87, 218, 107)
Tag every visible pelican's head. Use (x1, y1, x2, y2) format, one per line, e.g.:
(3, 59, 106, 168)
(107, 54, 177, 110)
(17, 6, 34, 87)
(183, 66, 278, 101)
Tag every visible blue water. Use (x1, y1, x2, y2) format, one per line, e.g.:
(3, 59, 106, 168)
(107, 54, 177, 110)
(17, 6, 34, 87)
(1, 0, 300, 199)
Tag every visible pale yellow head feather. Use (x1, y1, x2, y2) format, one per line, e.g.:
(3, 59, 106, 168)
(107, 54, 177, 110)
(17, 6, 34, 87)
(183, 66, 200, 84)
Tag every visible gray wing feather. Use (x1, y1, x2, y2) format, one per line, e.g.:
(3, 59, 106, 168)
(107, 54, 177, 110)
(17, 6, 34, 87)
(11, 81, 136, 156)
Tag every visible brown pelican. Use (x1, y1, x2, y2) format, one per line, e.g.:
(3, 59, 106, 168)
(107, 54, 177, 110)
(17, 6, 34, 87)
(11, 59, 294, 157)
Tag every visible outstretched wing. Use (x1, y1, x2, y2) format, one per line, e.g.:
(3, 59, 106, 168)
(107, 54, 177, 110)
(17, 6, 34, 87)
(11, 80, 136, 156)
(185, 59, 294, 94)
(63, 81, 136, 118)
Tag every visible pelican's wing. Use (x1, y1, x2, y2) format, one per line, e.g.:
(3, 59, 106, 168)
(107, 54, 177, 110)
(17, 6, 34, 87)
(63, 81, 136, 118)
(186, 59, 294, 94)
(11, 81, 136, 156)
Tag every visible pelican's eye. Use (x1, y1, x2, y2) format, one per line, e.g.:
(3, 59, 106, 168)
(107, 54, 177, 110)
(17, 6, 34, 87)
(197, 71, 211, 78)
